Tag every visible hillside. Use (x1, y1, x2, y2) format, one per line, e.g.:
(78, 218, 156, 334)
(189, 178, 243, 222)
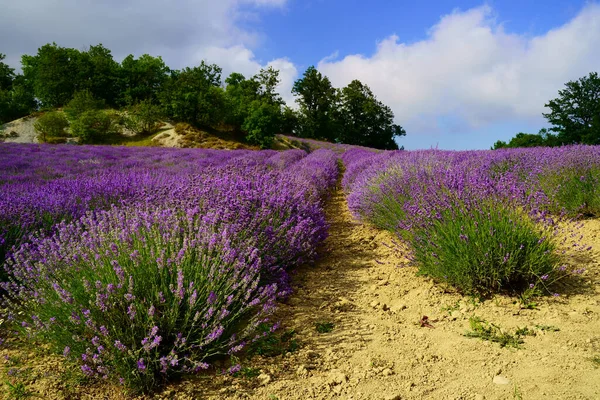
(1, 113, 373, 152)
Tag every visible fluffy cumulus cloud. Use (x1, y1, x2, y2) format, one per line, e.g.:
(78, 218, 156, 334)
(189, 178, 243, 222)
(0, 0, 296, 91)
(318, 4, 600, 138)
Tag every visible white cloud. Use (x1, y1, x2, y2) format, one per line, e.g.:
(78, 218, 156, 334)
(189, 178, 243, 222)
(317, 4, 600, 135)
(0, 0, 288, 75)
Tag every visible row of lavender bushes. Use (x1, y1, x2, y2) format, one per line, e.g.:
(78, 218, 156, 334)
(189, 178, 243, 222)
(342, 146, 597, 296)
(0, 144, 338, 392)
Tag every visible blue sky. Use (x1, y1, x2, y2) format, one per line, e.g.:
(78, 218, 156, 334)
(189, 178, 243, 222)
(1, 0, 599, 149)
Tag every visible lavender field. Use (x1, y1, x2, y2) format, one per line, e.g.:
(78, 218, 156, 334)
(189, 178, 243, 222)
(1, 143, 600, 399)
(0, 143, 338, 393)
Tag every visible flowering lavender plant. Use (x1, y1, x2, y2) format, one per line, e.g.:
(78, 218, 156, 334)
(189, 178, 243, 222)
(345, 147, 594, 295)
(0, 143, 338, 393)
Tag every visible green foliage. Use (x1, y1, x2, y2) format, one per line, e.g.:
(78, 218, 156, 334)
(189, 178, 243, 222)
(11, 43, 406, 149)
(0, 55, 36, 124)
(492, 129, 559, 150)
(242, 101, 282, 148)
(70, 109, 120, 143)
(407, 202, 561, 296)
(21, 43, 82, 107)
(33, 111, 69, 142)
(464, 316, 530, 348)
(120, 54, 170, 106)
(337, 79, 404, 150)
(161, 62, 224, 127)
(315, 321, 334, 333)
(64, 90, 105, 122)
(544, 72, 600, 145)
(590, 355, 600, 368)
(3, 380, 35, 400)
(292, 66, 339, 141)
(280, 106, 299, 134)
(538, 166, 600, 217)
(534, 324, 560, 332)
(248, 324, 300, 357)
(292, 67, 405, 149)
(125, 99, 162, 134)
(0, 53, 14, 91)
(230, 362, 261, 380)
(83, 44, 121, 106)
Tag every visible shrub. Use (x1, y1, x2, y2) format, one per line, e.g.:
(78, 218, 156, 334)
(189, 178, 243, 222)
(347, 150, 568, 296)
(408, 201, 561, 295)
(3, 207, 278, 393)
(71, 110, 121, 143)
(64, 90, 105, 122)
(242, 101, 281, 149)
(538, 166, 600, 217)
(33, 111, 69, 142)
(125, 100, 162, 134)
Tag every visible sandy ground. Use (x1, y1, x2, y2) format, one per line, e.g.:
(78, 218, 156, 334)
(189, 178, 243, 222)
(0, 116, 39, 143)
(1, 181, 600, 399)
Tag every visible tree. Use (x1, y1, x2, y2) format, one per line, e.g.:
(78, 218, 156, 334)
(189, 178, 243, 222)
(161, 62, 224, 127)
(223, 68, 285, 145)
(224, 72, 260, 129)
(64, 90, 105, 122)
(71, 110, 120, 143)
(0, 53, 14, 91)
(543, 72, 600, 145)
(492, 128, 560, 149)
(255, 67, 284, 106)
(292, 66, 338, 141)
(83, 44, 121, 106)
(242, 101, 282, 148)
(0, 55, 36, 124)
(280, 106, 299, 134)
(21, 43, 87, 107)
(34, 111, 69, 142)
(125, 99, 162, 134)
(120, 54, 170, 106)
(337, 80, 405, 150)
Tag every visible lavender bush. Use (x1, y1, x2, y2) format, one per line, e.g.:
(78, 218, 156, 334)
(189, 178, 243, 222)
(345, 147, 595, 295)
(0, 143, 338, 393)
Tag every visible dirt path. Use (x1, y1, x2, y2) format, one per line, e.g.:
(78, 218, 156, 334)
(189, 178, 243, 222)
(219, 185, 600, 400)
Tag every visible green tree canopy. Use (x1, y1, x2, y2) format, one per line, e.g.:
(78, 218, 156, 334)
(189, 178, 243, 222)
(337, 80, 405, 150)
(292, 66, 339, 141)
(543, 71, 600, 145)
(21, 43, 89, 107)
(0, 55, 36, 123)
(492, 129, 559, 149)
(161, 61, 224, 127)
(0, 53, 14, 91)
(120, 54, 170, 106)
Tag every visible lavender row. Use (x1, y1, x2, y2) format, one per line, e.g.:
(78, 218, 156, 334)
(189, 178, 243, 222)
(344, 146, 597, 295)
(0, 144, 338, 392)
(0, 145, 307, 272)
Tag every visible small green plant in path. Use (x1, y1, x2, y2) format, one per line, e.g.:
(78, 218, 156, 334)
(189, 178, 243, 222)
(4, 380, 35, 400)
(248, 324, 300, 357)
(590, 355, 600, 368)
(315, 321, 335, 333)
(534, 324, 560, 332)
(464, 316, 533, 348)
